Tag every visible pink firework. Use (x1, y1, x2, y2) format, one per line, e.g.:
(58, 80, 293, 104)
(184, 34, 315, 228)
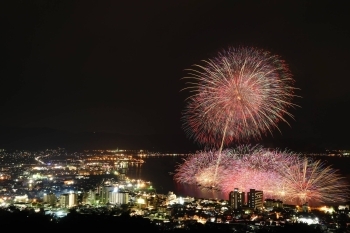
(220, 147, 299, 199)
(173, 150, 218, 185)
(182, 47, 298, 184)
(195, 165, 228, 189)
(174, 146, 350, 205)
(174, 149, 236, 186)
(174, 145, 268, 188)
(279, 158, 349, 205)
(236, 147, 298, 171)
(220, 168, 284, 200)
(182, 47, 297, 147)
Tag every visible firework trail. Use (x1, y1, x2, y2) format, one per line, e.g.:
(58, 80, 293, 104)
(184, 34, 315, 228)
(195, 165, 227, 189)
(182, 47, 297, 184)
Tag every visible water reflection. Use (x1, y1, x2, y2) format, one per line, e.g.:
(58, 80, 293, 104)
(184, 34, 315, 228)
(175, 183, 226, 200)
(124, 155, 350, 202)
(126, 156, 227, 200)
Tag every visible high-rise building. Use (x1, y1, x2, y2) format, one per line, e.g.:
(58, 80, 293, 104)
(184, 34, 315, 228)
(99, 186, 114, 204)
(229, 188, 245, 209)
(60, 194, 68, 208)
(43, 193, 57, 206)
(69, 193, 77, 207)
(109, 190, 129, 205)
(247, 189, 263, 209)
(60, 193, 77, 208)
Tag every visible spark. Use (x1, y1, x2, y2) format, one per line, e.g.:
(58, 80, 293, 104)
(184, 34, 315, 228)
(182, 47, 298, 184)
(174, 146, 349, 204)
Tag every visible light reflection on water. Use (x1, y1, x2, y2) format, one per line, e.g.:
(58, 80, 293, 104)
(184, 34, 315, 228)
(126, 156, 227, 200)
(125, 155, 350, 203)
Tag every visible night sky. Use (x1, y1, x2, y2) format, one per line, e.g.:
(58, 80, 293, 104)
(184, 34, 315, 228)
(1, 1, 350, 151)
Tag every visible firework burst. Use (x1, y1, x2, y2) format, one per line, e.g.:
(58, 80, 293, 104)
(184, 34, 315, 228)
(174, 146, 349, 204)
(220, 168, 284, 199)
(220, 147, 299, 198)
(173, 149, 236, 186)
(279, 158, 349, 204)
(182, 47, 298, 183)
(182, 47, 297, 147)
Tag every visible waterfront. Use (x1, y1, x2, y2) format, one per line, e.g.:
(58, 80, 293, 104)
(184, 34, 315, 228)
(1, 149, 350, 232)
(127, 155, 350, 202)
(127, 156, 227, 200)
(1, 149, 349, 205)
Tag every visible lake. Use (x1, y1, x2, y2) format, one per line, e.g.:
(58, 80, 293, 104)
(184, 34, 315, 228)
(126, 155, 227, 200)
(126, 155, 350, 202)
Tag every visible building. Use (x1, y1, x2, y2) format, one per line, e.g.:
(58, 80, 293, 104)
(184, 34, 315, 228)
(229, 188, 245, 209)
(166, 191, 177, 204)
(43, 193, 57, 206)
(117, 161, 128, 181)
(86, 189, 96, 205)
(136, 196, 147, 209)
(60, 193, 77, 208)
(109, 190, 129, 205)
(14, 194, 28, 203)
(60, 194, 69, 208)
(247, 189, 263, 209)
(119, 173, 126, 182)
(77, 192, 88, 205)
(264, 199, 283, 209)
(302, 202, 309, 212)
(98, 185, 114, 204)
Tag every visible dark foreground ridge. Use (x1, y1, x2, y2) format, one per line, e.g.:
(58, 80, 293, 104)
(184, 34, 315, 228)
(0, 208, 333, 233)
